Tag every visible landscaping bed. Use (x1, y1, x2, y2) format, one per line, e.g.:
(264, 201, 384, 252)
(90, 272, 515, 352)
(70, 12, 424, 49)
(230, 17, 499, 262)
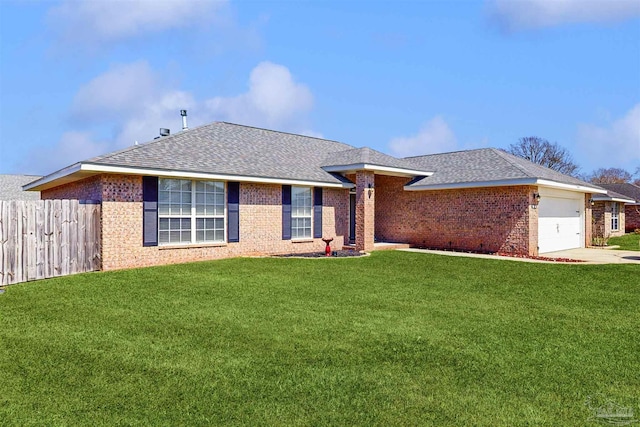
(275, 249, 366, 258)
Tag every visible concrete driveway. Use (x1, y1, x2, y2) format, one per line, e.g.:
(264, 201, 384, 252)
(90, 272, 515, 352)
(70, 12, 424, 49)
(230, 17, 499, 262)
(400, 247, 640, 264)
(542, 248, 640, 264)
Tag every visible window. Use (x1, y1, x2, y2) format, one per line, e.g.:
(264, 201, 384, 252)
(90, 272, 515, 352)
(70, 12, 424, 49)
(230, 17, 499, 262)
(291, 186, 312, 239)
(158, 178, 225, 245)
(611, 202, 619, 231)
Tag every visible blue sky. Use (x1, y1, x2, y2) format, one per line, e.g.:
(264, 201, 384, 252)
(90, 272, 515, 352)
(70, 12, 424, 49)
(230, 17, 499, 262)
(1, 0, 639, 177)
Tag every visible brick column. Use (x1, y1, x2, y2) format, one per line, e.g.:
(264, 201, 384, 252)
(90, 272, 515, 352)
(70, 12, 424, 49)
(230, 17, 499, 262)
(584, 193, 593, 248)
(528, 187, 539, 257)
(355, 170, 375, 252)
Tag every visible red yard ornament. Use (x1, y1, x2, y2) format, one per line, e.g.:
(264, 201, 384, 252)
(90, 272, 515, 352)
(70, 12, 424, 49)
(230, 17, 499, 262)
(322, 237, 334, 256)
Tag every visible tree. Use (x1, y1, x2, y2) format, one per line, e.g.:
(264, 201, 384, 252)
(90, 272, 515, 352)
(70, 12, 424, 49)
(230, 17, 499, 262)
(635, 166, 640, 186)
(587, 167, 633, 184)
(507, 137, 580, 176)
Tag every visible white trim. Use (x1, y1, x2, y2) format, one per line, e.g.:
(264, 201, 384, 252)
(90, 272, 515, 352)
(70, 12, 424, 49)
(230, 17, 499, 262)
(22, 163, 82, 190)
(536, 179, 606, 194)
(611, 202, 620, 231)
(405, 177, 606, 194)
(25, 162, 352, 191)
(322, 163, 433, 177)
(591, 195, 636, 203)
(158, 178, 227, 246)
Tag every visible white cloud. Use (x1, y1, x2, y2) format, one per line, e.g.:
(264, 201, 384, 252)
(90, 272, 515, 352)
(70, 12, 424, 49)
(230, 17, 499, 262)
(576, 104, 640, 169)
(71, 60, 197, 146)
(205, 61, 314, 130)
(487, 0, 640, 31)
(48, 0, 228, 44)
(388, 116, 458, 157)
(71, 61, 159, 121)
(19, 131, 108, 175)
(28, 60, 318, 175)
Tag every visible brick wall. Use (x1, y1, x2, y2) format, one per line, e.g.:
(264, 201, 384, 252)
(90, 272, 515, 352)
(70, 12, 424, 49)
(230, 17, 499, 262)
(625, 205, 640, 233)
(41, 175, 102, 200)
(374, 176, 537, 256)
(44, 174, 349, 270)
(593, 201, 626, 238)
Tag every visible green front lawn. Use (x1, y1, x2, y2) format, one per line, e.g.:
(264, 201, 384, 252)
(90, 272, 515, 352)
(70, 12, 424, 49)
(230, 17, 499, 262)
(1, 252, 638, 426)
(608, 233, 640, 251)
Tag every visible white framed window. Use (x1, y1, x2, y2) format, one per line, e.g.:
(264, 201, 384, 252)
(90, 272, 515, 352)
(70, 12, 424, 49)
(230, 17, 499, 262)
(291, 186, 312, 239)
(158, 178, 225, 245)
(611, 202, 619, 231)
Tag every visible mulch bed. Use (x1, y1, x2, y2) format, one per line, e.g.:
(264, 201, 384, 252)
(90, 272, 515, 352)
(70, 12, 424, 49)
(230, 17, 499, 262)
(275, 250, 366, 258)
(495, 252, 584, 263)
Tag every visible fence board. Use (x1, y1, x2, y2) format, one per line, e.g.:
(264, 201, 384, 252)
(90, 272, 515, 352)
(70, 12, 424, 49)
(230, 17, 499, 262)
(0, 200, 101, 285)
(1, 202, 7, 285)
(35, 202, 45, 280)
(26, 202, 36, 281)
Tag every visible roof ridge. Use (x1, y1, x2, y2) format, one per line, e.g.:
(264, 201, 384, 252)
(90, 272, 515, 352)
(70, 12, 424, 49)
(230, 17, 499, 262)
(403, 147, 496, 160)
(85, 122, 223, 163)
(218, 121, 344, 144)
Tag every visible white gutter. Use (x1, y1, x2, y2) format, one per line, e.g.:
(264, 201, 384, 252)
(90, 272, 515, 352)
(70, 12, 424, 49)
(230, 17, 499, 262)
(24, 162, 354, 191)
(23, 162, 82, 191)
(322, 163, 433, 177)
(405, 178, 607, 194)
(592, 195, 636, 203)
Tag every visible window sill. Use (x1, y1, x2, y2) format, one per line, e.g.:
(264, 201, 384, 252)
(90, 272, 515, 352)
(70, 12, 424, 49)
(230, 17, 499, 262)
(159, 242, 228, 250)
(292, 239, 314, 243)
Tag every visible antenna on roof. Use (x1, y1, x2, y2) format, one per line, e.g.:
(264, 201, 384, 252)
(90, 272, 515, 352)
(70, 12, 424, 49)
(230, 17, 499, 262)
(180, 109, 188, 131)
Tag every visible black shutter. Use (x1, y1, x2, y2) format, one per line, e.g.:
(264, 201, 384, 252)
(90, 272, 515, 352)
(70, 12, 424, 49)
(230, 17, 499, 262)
(142, 176, 158, 247)
(282, 185, 291, 240)
(313, 187, 323, 238)
(227, 182, 240, 243)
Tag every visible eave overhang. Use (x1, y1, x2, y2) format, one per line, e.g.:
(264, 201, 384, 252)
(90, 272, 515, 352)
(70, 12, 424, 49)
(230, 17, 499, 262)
(23, 163, 355, 192)
(322, 163, 433, 177)
(592, 195, 636, 204)
(405, 177, 608, 194)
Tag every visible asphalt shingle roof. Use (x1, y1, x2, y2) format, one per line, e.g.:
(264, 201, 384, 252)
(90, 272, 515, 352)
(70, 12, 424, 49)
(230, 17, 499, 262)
(404, 148, 596, 188)
(597, 183, 640, 203)
(31, 121, 602, 192)
(0, 175, 42, 200)
(87, 122, 358, 184)
(322, 147, 422, 171)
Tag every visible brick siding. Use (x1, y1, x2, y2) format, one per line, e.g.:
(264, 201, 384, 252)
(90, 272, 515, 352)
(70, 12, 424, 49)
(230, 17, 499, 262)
(374, 176, 538, 256)
(355, 170, 375, 251)
(41, 175, 102, 200)
(625, 205, 640, 233)
(592, 201, 626, 238)
(43, 174, 349, 270)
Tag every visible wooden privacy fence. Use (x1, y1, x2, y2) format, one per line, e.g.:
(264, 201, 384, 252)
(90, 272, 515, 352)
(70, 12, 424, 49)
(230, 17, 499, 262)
(0, 200, 101, 285)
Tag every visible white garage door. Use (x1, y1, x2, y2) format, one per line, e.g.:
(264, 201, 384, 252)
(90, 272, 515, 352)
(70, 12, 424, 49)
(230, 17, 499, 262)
(538, 190, 583, 253)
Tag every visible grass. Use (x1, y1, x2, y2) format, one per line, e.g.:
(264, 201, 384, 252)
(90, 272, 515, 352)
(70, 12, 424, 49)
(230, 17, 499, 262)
(1, 251, 639, 426)
(608, 233, 640, 251)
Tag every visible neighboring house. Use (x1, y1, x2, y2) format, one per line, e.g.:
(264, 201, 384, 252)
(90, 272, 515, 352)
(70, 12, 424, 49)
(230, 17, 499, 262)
(0, 174, 42, 200)
(594, 183, 640, 233)
(24, 121, 606, 271)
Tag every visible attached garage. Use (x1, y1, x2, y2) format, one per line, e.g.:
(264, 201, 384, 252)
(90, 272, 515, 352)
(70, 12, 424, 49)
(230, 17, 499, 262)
(538, 188, 584, 253)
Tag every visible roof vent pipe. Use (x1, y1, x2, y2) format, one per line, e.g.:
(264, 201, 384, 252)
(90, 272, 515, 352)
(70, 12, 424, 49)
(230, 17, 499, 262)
(180, 109, 188, 130)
